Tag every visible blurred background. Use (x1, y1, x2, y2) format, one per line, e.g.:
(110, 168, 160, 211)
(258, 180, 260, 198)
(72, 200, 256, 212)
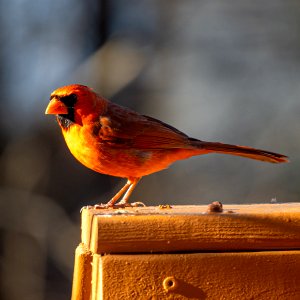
(0, 0, 299, 299)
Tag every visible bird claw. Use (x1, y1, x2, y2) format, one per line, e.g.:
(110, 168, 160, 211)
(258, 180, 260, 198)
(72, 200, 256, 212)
(113, 201, 146, 208)
(81, 201, 146, 211)
(124, 201, 146, 207)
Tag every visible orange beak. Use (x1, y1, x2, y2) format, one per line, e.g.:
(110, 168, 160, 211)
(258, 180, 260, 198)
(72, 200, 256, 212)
(45, 98, 68, 115)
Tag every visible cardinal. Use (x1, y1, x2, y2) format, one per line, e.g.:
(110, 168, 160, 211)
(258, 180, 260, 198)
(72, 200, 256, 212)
(45, 84, 288, 207)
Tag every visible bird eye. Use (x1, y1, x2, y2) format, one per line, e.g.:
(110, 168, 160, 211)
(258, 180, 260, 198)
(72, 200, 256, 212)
(60, 94, 77, 107)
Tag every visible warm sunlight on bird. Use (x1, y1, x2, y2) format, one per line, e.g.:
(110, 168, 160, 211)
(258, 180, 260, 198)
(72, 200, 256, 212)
(45, 84, 288, 208)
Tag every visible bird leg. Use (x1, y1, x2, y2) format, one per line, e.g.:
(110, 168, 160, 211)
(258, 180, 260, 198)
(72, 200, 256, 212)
(93, 177, 144, 209)
(106, 179, 133, 206)
(116, 178, 144, 207)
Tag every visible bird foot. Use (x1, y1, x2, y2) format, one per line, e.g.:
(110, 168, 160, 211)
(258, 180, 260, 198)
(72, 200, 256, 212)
(81, 201, 146, 211)
(120, 201, 146, 208)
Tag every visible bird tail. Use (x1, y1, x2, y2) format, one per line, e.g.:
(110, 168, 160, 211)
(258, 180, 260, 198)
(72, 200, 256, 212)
(191, 140, 289, 163)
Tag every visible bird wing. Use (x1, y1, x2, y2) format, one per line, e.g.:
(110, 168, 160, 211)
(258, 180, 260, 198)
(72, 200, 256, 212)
(97, 103, 193, 149)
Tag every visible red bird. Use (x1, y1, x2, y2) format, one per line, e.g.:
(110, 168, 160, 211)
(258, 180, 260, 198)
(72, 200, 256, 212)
(45, 84, 288, 207)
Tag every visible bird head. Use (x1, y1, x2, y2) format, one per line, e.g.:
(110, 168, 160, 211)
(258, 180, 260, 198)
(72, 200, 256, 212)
(45, 84, 106, 129)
